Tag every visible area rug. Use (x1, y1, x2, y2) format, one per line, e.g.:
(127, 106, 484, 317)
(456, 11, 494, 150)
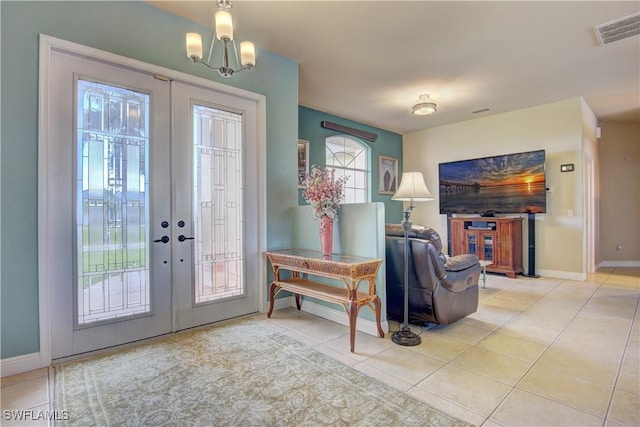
(53, 319, 472, 426)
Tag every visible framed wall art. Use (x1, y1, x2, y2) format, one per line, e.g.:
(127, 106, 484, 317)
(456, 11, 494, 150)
(297, 139, 309, 188)
(379, 155, 398, 194)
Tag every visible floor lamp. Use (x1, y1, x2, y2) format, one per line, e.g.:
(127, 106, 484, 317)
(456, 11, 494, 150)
(391, 172, 434, 346)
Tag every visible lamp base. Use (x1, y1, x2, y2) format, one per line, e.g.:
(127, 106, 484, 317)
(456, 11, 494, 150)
(391, 326, 422, 346)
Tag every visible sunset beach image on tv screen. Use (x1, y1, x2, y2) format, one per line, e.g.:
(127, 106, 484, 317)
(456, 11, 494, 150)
(439, 150, 546, 215)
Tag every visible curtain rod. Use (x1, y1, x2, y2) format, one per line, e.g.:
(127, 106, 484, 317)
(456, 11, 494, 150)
(321, 121, 378, 142)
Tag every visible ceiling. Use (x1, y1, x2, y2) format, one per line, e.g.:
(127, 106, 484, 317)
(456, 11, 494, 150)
(148, 1, 640, 135)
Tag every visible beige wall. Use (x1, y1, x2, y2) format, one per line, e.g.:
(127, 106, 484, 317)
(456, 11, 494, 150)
(403, 98, 596, 279)
(599, 121, 640, 265)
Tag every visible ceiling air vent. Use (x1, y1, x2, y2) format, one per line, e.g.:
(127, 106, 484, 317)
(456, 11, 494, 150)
(594, 12, 640, 45)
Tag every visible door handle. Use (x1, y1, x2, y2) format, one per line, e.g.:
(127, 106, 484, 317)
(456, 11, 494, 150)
(154, 236, 170, 244)
(178, 235, 194, 242)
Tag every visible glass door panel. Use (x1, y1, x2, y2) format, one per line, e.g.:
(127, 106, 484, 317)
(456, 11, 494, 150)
(192, 105, 243, 304)
(466, 233, 477, 255)
(76, 80, 151, 325)
(482, 233, 494, 262)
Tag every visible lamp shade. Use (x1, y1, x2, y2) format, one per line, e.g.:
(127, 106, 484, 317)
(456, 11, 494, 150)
(392, 172, 434, 201)
(215, 10, 234, 40)
(240, 41, 255, 66)
(186, 33, 203, 60)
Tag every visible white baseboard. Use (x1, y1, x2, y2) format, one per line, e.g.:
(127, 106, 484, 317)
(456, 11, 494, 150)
(293, 298, 389, 337)
(533, 262, 639, 280)
(271, 295, 296, 312)
(1, 352, 43, 377)
(599, 261, 640, 268)
(536, 269, 587, 281)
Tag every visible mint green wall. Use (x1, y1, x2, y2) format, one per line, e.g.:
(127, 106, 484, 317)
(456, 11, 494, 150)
(0, 1, 298, 359)
(291, 203, 387, 323)
(298, 106, 404, 223)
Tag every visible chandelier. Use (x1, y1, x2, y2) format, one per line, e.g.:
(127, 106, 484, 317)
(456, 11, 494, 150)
(411, 94, 437, 116)
(186, 0, 255, 78)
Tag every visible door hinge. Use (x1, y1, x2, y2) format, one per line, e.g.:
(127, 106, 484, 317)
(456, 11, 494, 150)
(154, 74, 172, 82)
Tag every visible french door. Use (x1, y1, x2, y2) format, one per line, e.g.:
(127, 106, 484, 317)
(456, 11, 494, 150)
(171, 81, 261, 331)
(44, 41, 261, 360)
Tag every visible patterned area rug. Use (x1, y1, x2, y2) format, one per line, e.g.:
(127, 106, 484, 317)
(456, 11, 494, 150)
(54, 319, 472, 426)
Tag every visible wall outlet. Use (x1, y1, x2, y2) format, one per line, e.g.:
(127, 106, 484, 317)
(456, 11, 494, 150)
(616, 245, 622, 254)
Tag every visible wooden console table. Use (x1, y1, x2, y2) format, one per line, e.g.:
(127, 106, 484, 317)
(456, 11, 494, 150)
(266, 249, 384, 353)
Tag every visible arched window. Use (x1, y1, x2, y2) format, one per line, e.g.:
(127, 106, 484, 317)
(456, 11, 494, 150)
(325, 135, 369, 203)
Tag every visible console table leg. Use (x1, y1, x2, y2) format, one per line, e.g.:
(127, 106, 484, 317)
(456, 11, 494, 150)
(348, 300, 358, 352)
(267, 283, 277, 318)
(295, 293, 301, 310)
(373, 296, 385, 338)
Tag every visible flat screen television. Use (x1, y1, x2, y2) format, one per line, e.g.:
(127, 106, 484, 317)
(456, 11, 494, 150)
(439, 149, 547, 215)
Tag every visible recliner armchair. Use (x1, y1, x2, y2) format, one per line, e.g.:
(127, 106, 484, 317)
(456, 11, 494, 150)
(385, 224, 481, 325)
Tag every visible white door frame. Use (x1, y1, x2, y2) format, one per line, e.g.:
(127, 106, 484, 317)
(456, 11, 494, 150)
(584, 154, 597, 274)
(38, 34, 267, 367)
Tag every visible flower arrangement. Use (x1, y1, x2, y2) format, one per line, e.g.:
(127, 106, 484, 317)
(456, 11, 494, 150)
(303, 166, 349, 220)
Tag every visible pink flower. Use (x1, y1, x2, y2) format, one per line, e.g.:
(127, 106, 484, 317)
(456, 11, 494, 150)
(302, 166, 349, 220)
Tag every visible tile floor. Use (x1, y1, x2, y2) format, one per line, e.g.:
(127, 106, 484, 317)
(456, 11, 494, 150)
(2, 267, 638, 426)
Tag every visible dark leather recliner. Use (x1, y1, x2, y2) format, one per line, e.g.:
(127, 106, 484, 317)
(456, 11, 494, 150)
(385, 223, 481, 325)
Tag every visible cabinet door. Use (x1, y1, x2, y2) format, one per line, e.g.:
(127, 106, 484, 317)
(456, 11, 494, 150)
(451, 220, 464, 255)
(495, 222, 513, 269)
(464, 231, 480, 256)
(479, 232, 496, 263)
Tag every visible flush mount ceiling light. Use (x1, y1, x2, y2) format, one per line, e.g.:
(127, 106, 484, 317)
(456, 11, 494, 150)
(411, 94, 437, 116)
(186, 0, 255, 78)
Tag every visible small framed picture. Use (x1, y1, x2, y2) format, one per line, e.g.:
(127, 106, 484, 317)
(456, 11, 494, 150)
(379, 155, 398, 194)
(297, 139, 309, 188)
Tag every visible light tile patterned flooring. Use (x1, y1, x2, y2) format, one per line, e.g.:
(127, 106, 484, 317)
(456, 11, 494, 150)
(2, 267, 638, 426)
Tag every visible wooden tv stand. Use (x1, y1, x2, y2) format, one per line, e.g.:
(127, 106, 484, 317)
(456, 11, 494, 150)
(449, 217, 523, 278)
(266, 249, 384, 352)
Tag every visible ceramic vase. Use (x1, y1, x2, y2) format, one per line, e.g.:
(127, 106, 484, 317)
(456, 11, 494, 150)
(319, 216, 333, 256)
